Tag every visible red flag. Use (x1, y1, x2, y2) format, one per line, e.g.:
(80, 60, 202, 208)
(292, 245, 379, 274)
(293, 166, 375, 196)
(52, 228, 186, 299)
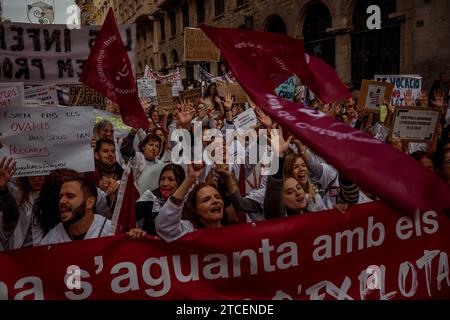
(79, 8, 149, 130)
(207, 26, 349, 103)
(109, 166, 138, 235)
(200, 25, 450, 212)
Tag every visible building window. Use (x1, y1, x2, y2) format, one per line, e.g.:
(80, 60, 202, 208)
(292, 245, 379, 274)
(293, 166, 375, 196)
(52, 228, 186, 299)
(351, 0, 399, 88)
(237, 0, 248, 7)
(303, 2, 335, 68)
(264, 15, 287, 34)
(160, 17, 165, 42)
(215, 0, 225, 17)
(182, 3, 189, 29)
(197, 0, 205, 24)
(169, 11, 176, 37)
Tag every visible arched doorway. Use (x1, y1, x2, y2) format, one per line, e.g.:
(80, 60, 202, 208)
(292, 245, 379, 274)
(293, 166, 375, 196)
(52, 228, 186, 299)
(160, 53, 168, 74)
(264, 15, 287, 34)
(171, 50, 179, 68)
(302, 2, 335, 67)
(351, 0, 399, 88)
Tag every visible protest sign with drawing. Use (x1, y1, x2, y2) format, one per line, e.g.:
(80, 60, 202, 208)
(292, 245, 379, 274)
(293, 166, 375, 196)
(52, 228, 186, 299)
(391, 107, 441, 143)
(0, 106, 94, 177)
(374, 75, 422, 106)
(184, 27, 220, 62)
(24, 84, 59, 106)
(137, 79, 156, 98)
(358, 80, 394, 113)
(0, 82, 24, 108)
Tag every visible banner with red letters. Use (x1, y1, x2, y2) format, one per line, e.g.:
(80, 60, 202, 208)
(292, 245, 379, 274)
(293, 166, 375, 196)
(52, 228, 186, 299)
(0, 201, 449, 300)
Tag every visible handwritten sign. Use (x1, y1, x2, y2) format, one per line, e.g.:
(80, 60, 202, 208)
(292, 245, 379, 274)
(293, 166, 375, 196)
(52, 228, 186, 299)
(391, 107, 440, 142)
(69, 85, 106, 107)
(180, 87, 202, 104)
(24, 84, 59, 105)
(0, 82, 24, 108)
(172, 80, 184, 97)
(233, 108, 258, 130)
(275, 76, 297, 101)
(156, 84, 176, 112)
(0, 21, 136, 85)
(0, 106, 95, 177)
(358, 80, 394, 112)
(184, 27, 220, 62)
(374, 75, 422, 106)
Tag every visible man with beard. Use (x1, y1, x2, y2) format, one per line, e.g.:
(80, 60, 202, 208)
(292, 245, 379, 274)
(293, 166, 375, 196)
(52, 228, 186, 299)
(40, 177, 111, 245)
(86, 138, 124, 211)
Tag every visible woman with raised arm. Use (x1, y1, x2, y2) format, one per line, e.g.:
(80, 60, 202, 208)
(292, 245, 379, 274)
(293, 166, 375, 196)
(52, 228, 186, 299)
(155, 163, 225, 242)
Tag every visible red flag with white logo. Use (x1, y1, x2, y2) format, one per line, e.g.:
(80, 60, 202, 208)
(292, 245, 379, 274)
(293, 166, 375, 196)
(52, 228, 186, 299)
(79, 8, 149, 130)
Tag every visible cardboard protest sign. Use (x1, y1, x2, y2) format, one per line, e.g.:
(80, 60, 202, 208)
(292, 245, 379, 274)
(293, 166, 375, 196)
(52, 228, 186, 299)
(216, 81, 247, 103)
(180, 87, 202, 104)
(183, 27, 220, 62)
(275, 75, 297, 101)
(0, 106, 94, 177)
(0, 82, 24, 108)
(358, 80, 394, 112)
(0, 21, 136, 85)
(69, 85, 106, 107)
(233, 107, 258, 130)
(391, 107, 441, 142)
(156, 84, 176, 112)
(374, 75, 422, 106)
(137, 79, 156, 98)
(24, 84, 59, 105)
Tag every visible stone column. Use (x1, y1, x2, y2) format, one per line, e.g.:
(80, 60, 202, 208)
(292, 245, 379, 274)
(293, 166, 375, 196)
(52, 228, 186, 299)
(327, 26, 352, 85)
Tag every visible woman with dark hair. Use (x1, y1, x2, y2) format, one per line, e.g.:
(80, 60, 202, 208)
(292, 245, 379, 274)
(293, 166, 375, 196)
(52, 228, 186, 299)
(435, 149, 450, 184)
(0, 156, 47, 249)
(154, 164, 224, 242)
(203, 82, 224, 119)
(128, 163, 186, 238)
(152, 127, 171, 162)
(411, 151, 434, 172)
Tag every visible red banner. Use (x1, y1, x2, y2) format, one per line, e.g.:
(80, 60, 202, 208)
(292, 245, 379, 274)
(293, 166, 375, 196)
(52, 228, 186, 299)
(0, 202, 449, 300)
(79, 8, 149, 131)
(200, 25, 450, 212)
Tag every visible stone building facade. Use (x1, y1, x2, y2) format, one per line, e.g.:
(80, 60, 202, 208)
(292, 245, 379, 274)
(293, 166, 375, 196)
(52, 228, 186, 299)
(93, 0, 450, 90)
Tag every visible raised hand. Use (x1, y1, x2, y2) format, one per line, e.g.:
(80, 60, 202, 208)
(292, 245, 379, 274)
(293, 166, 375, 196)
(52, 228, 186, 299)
(404, 89, 414, 106)
(431, 89, 446, 108)
(269, 128, 292, 157)
(127, 228, 148, 240)
(223, 92, 234, 111)
(187, 163, 206, 182)
(177, 99, 194, 126)
(0, 156, 16, 190)
(420, 90, 429, 107)
(254, 107, 272, 129)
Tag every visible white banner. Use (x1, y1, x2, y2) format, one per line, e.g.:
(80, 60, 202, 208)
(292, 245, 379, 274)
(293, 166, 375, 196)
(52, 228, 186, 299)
(0, 82, 24, 108)
(24, 84, 59, 105)
(0, 106, 95, 177)
(0, 22, 136, 85)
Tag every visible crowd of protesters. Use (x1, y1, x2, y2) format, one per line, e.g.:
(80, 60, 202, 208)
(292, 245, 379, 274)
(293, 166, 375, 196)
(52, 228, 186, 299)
(0, 69, 449, 250)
